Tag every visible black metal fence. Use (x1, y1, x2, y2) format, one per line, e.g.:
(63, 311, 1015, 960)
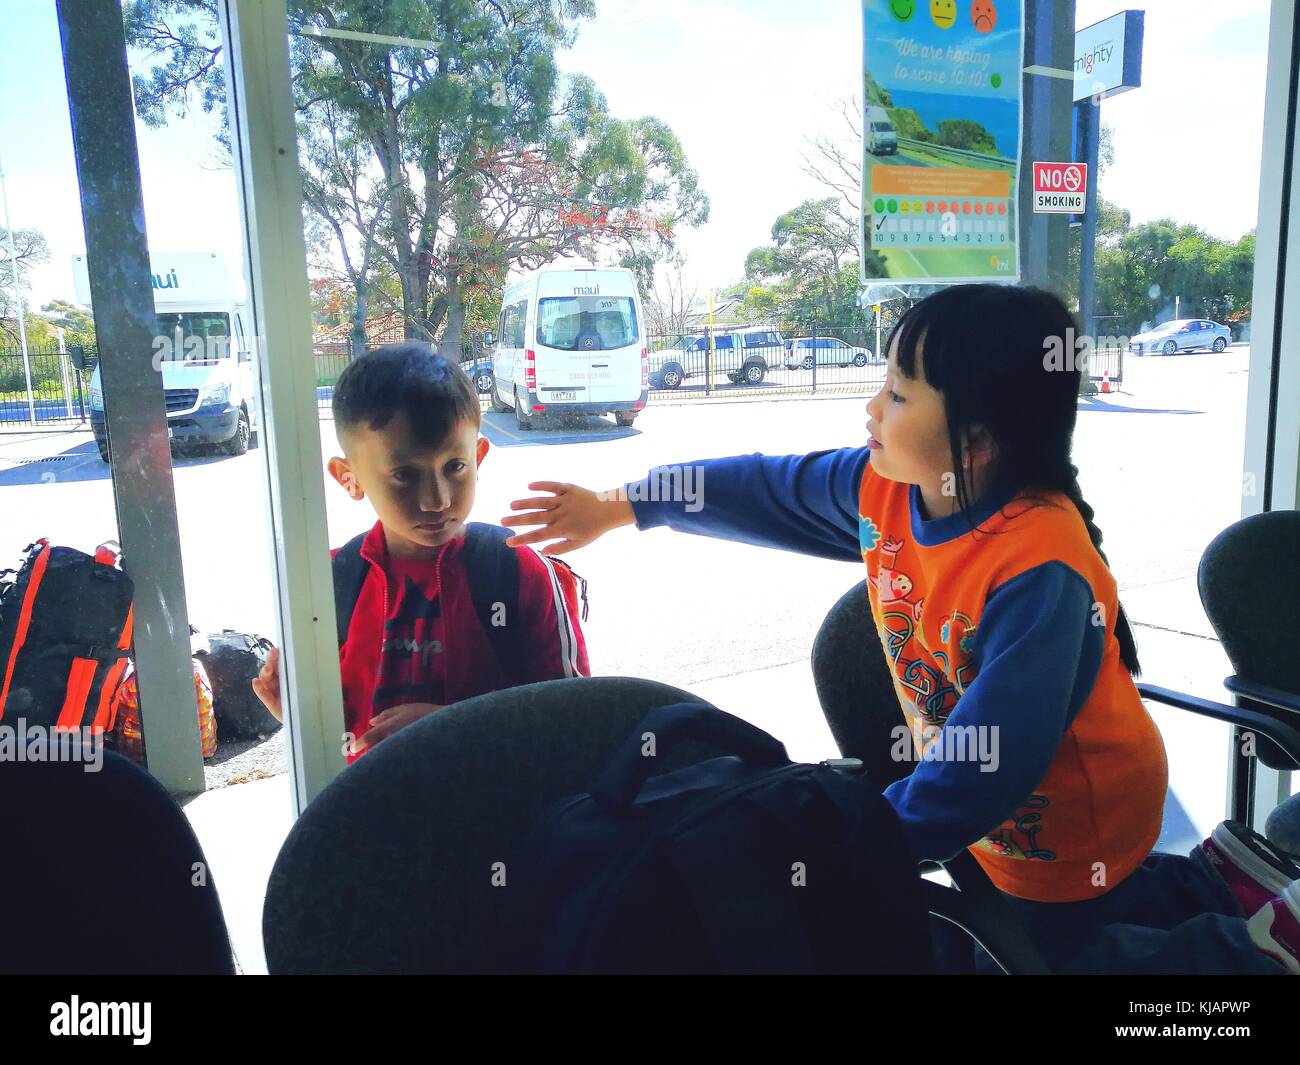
(645, 323, 1126, 401)
(0, 346, 93, 428)
(314, 335, 495, 412)
(4, 329, 1127, 432)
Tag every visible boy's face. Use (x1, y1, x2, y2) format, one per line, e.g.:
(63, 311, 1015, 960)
(329, 413, 489, 559)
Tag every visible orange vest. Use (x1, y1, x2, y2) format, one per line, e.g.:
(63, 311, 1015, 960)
(858, 461, 1168, 902)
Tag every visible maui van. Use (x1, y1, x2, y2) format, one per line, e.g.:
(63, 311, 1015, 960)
(73, 252, 258, 461)
(492, 263, 648, 429)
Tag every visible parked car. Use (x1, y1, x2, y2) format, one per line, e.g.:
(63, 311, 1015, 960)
(783, 336, 877, 370)
(462, 356, 495, 395)
(1129, 319, 1231, 356)
(648, 329, 783, 389)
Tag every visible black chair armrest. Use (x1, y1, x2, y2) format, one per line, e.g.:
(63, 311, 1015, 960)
(1222, 675, 1300, 716)
(1135, 683, 1300, 768)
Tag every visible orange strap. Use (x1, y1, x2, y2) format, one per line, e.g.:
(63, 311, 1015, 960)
(56, 657, 99, 730)
(94, 655, 131, 733)
(0, 541, 51, 721)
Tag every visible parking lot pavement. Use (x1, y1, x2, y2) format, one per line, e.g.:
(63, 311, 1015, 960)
(2, 346, 1278, 829)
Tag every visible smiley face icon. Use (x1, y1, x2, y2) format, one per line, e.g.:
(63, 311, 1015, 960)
(889, 0, 915, 21)
(971, 0, 997, 33)
(930, 0, 957, 29)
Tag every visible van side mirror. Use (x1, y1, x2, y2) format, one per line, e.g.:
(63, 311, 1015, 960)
(69, 345, 87, 371)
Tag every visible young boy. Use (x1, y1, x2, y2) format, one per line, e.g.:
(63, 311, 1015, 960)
(253, 344, 589, 763)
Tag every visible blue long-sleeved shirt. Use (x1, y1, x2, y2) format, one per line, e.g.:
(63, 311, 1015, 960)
(628, 449, 1167, 902)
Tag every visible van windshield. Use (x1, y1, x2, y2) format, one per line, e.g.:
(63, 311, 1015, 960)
(155, 312, 232, 363)
(537, 296, 639, 351)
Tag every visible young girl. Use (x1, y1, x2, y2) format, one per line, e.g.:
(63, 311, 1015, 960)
(500, 284, 1300, 975)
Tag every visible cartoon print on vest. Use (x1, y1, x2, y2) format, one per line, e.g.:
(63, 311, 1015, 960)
(899, 656, 957, 726)
(859, 514, 883, 554)
(933, 611, 978, 696)
(978, 794, 1057, 861)
(874, 536, 925, 622)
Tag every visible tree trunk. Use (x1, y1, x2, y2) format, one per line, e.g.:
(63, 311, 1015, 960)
(350, 289, 368, 361)
(438, 281, 465, 361)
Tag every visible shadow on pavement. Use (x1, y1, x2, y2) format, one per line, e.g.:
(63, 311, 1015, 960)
(480, 410, 638, 447)
(0, 437, 253, 486)
(1078, 396, 1203, 416)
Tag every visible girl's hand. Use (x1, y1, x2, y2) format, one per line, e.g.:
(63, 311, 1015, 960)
(501, 481, 635, 555)
(251, 647, 283, 722)
(354, 702, 444, 755)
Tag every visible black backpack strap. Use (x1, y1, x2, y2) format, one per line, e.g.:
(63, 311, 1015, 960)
(461, 523, 523, 679)
(331, 533, 369, 649)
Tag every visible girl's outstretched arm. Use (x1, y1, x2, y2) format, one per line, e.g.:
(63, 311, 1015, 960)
(504, 447, 871, 561)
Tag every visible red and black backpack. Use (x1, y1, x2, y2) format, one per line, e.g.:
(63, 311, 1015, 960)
(0, 539, 134, 733)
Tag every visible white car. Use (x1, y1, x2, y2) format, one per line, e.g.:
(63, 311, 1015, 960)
(784, 337, 878, 370)
(1129, 319, 1232, 356)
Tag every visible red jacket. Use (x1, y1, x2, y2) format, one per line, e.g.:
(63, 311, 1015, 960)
(332, 521, 590, 763)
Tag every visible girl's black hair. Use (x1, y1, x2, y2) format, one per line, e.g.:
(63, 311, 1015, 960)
(886, 284, 1141, 676)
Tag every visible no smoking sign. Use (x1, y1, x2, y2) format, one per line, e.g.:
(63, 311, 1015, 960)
(1032, 162, 1088, 213)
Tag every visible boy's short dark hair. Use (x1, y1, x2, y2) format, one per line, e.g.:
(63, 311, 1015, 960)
(332, 343, 481, 450)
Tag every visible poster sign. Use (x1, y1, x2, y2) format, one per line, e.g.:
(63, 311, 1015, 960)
(860, 0, 1024, 284)
(1073, 10, 1144, 103)
(1032, 161, 1087, 213)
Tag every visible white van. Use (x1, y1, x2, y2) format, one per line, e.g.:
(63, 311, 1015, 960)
(491, 263, 647, 429)
(866, 106, 898, 156)
(73, 252, 259, 461)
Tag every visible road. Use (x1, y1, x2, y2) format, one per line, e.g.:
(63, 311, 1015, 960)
(0, 345, 1273, 833)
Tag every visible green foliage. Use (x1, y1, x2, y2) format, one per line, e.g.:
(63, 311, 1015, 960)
(40, 299, 97, 349)
(125, 0, 706, 356)
(935, 119, 996, 154)
(737, 198, 886, 333)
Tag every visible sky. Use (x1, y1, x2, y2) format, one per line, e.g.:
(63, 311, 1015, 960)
(0, 0, 1279, 312)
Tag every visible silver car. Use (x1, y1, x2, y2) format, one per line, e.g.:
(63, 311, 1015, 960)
(1129, 319, 1232, 356)
(784, 336, 877, 370)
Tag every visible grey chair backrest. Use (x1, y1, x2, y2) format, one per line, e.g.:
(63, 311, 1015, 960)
(1199, 510, 1300, 695)
(263, 676, 727, 974)
(1, 750, 234, 975)
(811, 581, 912, 790)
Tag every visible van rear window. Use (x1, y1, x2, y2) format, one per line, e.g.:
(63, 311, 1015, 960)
(537, 297, 639, 351)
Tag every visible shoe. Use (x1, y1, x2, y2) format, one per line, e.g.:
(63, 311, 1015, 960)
(1198, 820, 1300, 917)
(1247, 880, 1300, 975)
(1265, 794, 1300, 863)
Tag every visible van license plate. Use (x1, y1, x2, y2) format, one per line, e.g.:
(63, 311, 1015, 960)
(551, 391, 576, 401)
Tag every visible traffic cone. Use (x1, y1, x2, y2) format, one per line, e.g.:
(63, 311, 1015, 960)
(1101, 368, 1112, 393)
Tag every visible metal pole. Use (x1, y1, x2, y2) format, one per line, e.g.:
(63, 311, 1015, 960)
(58, 0, 205, 795)
(1074, 96, 1100, 396)
(1020, 0, 1076, 298)
(56, 327, 74, 418)
(0, 154, 36, 425)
